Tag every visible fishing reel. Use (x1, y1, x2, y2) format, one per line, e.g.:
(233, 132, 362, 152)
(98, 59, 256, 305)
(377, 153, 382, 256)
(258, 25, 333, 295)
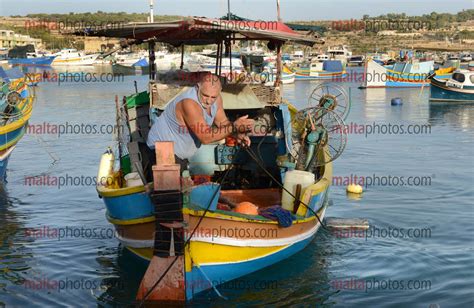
(308, 83, 350, 121)
(288, 107, 347, 172)
(286, 84, 350, 172)
(6, 91, 22, 107)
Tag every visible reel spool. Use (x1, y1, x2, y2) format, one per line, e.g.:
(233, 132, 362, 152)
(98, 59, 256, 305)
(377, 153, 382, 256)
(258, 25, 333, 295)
(308, 83, 350, 121)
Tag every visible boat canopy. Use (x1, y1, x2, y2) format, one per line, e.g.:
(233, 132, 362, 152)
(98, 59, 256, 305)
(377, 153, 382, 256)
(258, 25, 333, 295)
(72, 17, 322, 46)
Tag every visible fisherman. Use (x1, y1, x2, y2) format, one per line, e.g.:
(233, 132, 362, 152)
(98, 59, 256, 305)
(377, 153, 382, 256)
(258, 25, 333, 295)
(146, 72, 255, 171)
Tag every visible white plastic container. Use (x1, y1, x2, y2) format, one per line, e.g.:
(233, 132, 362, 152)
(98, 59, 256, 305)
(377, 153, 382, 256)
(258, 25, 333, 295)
(281, 170, 315, 211)
(97, 148, 114, 186)
(124, 172, 144, 187)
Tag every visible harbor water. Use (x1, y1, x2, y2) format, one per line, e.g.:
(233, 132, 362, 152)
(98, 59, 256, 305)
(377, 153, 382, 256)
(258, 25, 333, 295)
(1, 67, 473, 307)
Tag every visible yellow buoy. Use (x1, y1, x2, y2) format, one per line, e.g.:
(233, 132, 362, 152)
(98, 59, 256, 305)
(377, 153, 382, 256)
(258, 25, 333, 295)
(346, 184, 363, 194)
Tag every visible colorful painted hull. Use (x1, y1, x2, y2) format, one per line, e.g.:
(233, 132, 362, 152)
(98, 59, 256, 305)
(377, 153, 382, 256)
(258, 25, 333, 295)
(8, 56, 56, 67)
(430, 78, 474, 103)
(361, 60, 453, 88)
(97, 155, 332, 301)
(0, 147, 15, 182)
(295, 69, 347, 80)
(52, 54, 99, 66)
(0, 77, 34, 182)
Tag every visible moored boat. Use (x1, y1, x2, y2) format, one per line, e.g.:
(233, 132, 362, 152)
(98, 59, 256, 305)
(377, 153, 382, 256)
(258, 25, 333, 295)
(430, 69, 474, 103)
(7, 44, 56, 67)
(76, 16, 347, 303)
(295, 60, 347, 80)
(52, 49, 99, 66)
(0, 67, 35, 181)
(361, 59, 454, 88)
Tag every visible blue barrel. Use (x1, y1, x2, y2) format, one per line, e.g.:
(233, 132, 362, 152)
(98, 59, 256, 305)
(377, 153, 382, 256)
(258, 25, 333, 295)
(391, 97, 403, 106)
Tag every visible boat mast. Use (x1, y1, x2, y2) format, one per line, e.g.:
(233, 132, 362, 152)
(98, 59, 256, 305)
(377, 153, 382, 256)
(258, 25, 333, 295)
(148, 0, 156, 79)
(150, 0, 154, 23)
(275, 0, 282, 88)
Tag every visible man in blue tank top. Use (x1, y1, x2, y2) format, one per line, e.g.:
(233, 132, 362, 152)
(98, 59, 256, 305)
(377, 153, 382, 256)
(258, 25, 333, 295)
(147, 73, 254, 169)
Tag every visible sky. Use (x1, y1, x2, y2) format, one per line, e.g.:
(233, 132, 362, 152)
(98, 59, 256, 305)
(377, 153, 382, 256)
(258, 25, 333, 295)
(0, 0, 472, 21)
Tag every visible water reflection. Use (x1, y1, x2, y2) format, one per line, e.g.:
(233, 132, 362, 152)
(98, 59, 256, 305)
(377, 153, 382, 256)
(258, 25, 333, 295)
(96, 246, 148, 306)
(429, 103, 474, 130)
(0, 187, 33, 305)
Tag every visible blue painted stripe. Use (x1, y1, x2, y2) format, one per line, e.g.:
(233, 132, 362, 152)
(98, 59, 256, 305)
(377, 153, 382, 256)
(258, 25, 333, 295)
(0, 151, 12, 182)
(0, 125, 25, 148)
(185, 233, 317, 300)
(102, 192, 154, 220)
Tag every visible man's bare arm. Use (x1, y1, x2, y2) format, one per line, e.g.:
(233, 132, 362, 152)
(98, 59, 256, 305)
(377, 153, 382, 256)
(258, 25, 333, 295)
(180, 99, 231, 144)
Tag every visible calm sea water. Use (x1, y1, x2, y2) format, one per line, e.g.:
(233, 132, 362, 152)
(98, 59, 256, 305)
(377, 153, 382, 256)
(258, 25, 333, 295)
(1, 66, 473, 307)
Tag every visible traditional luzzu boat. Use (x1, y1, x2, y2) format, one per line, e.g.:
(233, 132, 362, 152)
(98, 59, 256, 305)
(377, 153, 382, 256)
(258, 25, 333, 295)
(430, 69, 474, 103)
(294, 60, 347, 80)
(79, 16, 349, 304)
(0, 67, 34, 182)
(360, 59, 455, 88)
(263, 63, 295, 85)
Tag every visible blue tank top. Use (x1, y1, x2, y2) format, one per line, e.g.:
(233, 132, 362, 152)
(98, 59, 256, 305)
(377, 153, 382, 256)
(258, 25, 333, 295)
(147, 86, 218, 159)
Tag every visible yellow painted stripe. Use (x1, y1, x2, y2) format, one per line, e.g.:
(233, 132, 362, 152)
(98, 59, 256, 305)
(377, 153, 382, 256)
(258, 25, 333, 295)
(189, 241, 286, 265)
(0, 128, 25, 151)
(53, 58, 83, 63)
(97, 184, 146, 197)
(0, 92, 34, 135)
(126, 247, 154, 260)
(106, 213, 155, 225)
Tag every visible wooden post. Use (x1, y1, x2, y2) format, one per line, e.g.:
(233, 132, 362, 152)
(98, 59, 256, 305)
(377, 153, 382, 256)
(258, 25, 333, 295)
(274, 42, 282, 88)
(180, 44, 184, 70)
(149, 41, 156, 80)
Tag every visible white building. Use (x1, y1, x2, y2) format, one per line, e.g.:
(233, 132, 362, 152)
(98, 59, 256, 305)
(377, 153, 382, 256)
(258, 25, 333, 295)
(0, 30, 42, 49)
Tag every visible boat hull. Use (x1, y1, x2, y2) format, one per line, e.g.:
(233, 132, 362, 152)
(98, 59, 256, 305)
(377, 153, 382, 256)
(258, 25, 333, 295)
(98, 158, 332, 301)
(8, 56, 56, 66)
(430, 78, 474, 103)
(52, 54, 99, 66)
(0, 76, 34, 183)
(0, 147, 15, 182)
(295, 70, 347, 80)
(362, 59, 452, 88)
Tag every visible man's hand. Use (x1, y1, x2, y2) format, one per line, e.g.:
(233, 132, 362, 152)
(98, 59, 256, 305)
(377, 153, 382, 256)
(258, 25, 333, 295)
(233, 115, 255, 134)
(236, 133, 251, 147)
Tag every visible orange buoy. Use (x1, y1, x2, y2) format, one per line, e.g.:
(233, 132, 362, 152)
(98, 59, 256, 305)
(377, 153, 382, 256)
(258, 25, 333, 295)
(234, 202, 259, 215)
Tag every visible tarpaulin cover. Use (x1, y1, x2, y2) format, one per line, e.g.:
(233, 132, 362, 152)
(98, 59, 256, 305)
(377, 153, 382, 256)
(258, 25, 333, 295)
(322, 60, 343, 72)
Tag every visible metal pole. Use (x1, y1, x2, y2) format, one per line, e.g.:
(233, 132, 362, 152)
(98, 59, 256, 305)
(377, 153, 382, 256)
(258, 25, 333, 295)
(149, 41, 156, 80)
(150, 0, 154, 23)
(180, 44, 184, 70)
(227, 0, 231, 20)
(277, 0, 281, 22)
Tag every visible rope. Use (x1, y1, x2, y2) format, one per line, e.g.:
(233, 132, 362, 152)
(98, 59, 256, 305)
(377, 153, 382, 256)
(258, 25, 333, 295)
(139, 142, 329, 304)
(244, 147, 328, 230)
(138, 149, 240, 306)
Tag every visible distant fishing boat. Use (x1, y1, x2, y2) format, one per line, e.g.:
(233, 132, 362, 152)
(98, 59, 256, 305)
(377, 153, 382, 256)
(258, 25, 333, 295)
(52, 49, 99, 66)
(347, 55, 365, 66)
(199, 56, 245, 75)
(327, 45, 352, 65)
(361, 59, 454, 88)
(263, 64, 295, 85)
(6, 44, 56, 67)
(8, 56, 56, 67)
(114, 51, 148, 66)
(430, 69, 474, 103)
(0, 67, 34, 182)
(295, 60, 347, 80)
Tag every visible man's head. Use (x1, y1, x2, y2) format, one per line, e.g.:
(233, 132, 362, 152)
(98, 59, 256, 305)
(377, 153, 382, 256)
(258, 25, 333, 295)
(196, 73, 221, 109)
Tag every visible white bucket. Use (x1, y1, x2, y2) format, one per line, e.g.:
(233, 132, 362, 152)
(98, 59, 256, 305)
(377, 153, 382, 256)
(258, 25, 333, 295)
(124, 172, 144, 187)
(281, 170, 315, 211)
